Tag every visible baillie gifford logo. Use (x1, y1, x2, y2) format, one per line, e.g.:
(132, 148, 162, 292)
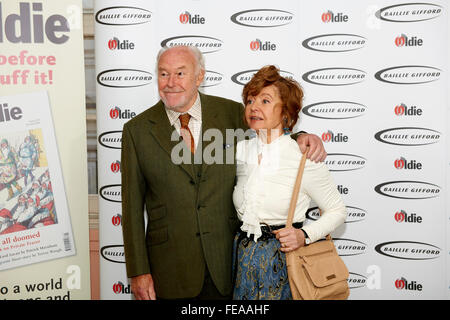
(375, 3, 442, 23)
(230, 9, 294, 28)
(395, 277, 423, 291)
(321, 10, 349, 23)
(394, 34, 423, 47)
(374, 127, 440, 146)
(375, 241, 441, 260)
(179, 11, 205, 24)
(250, 38, 276, 51)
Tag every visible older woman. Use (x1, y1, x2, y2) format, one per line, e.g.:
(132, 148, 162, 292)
(232, 65, 347, 300)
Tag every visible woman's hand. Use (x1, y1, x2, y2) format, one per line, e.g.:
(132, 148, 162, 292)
(273, 227, 305, 252)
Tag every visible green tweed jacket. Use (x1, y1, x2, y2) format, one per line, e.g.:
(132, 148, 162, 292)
(121, 92, 246, 299)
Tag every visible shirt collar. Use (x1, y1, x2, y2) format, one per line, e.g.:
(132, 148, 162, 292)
(164, 92, 202, 126)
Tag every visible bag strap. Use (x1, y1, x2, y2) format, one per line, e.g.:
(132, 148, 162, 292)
(286, 147, 332, 241)
(286, 147, 309, 228)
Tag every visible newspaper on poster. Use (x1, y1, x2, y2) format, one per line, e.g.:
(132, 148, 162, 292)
(0, 91, 75, 271)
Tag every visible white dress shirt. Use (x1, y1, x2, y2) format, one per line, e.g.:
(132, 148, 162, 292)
(164, 93, 202, 152)
(232, 133, 347, 242)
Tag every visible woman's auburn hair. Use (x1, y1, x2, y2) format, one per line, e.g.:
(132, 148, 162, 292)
(242, 65, 304, 131)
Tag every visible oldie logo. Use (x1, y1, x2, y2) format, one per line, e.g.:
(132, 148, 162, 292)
(97, 69, 153, 88)
(232, 69, 294, 86)
(394, 210, 422, 223)
(395, 277, 423, 291)
(112, 281, 131, 294)
(98, 130, 122, 149)
(250, 38, 276, 51)
(321, 130, 348, 143)
(230, 9, 294, 28)
(333, 238, 367, 256)
(374, 65, 441, 84)
(321, 10, 349, 23)
(110, 161, 121, 173)
(348, 272, 367, 289)
(107, 37, 135, 50)
(99, 184, 122, 203)
(307, 206, 366, 223)
(109, 107, 136, 120)
(394, 103, 422, 116)
(179, 11, 205, 24)
(375, 3, 442, 23)
(325, 153, 366, 171)
(374, 181, 440, 199)
(302, 34, 366, 52)
(374, 127, 440, 146)
(95, 6, 152, 25)
(375, 241, 441, 260)
(302, 101, 367, 119)
(302, 67, 366, 86)
(201, 70, 223, 87)
(394, 34, 423, 47)
(112, 214, 122, 226)
(101, 245, 125, 263)
(394, 157, 422, 170)
(161, 35, 223, 54)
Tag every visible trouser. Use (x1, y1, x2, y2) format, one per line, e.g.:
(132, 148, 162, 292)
(157, 266, 231, 300)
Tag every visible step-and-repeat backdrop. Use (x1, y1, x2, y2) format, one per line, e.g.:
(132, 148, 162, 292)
(95, 0, 449, 299)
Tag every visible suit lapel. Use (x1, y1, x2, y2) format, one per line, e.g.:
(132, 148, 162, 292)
(147, 101, 195, 181)
(198, 93, 220, 174)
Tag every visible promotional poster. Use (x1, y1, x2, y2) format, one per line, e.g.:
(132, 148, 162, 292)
(0, 0, 90, 300)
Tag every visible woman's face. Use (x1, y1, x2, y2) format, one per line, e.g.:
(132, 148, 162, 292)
(245, 85, 284, 133)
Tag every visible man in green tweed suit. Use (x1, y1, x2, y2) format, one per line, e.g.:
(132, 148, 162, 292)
(121, 45, 327, 300)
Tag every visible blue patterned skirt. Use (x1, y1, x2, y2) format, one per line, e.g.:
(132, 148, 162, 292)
(232, 231, 292, 300)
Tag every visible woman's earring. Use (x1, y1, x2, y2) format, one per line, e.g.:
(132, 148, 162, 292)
(283, 117, 290, 135)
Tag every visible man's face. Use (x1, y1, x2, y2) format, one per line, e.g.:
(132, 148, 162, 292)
(158, 47, 205, 113)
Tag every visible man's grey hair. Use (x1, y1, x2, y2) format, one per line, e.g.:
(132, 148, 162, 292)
(156, 45, 205, 75)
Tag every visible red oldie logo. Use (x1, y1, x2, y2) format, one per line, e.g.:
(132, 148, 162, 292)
(112, 214, 122, 226)
(250, 39, 260, 51)
(250, 39, 276, 51)
(109, 107, 136, 120)
(394, 34, 423, 47)
(107, 37, 135, 50)
(394, 157, 422, 170)
(113, 281, 131, 294)
(179, 11, 205, 24)
(395, 277, 422, 291)
(111, 160, 121, 173)
(394, 210, 406, 222)
(321, 130, 348, 142)
(394, 210, 422, 223)
(394, 103, 406, 115)
(394, 103, 422, 116)
(108, 37, 118, 50)
(321, 10, 348, 23)
(110, 107, 120, 119)
(394, 157, 405, 169)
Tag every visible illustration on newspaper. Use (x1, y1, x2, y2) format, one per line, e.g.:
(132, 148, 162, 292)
(0, 91, 75, 271)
